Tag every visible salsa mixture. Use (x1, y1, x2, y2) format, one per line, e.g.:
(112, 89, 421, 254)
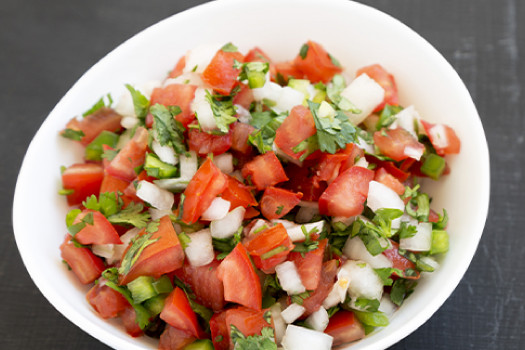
(58, 40, 460, 350)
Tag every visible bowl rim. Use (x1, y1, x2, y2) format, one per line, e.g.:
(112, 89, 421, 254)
(12, 0, 490, 349)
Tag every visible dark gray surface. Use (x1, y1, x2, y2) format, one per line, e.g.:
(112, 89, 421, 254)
(1, 0, 523, 349)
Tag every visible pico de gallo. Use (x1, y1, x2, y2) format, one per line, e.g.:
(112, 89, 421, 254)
(58, 40, 460, 350)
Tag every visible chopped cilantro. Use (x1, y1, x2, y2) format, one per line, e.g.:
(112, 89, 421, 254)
(118, 233, 159, 275)
(150, 104, 186, 154)
(221, 42, 238, 52)
(213, 227, 242, 260)
(354, 298, 380, 312)
(107, 202, 151, 228)
(401, 184, 420, 200)
(65, 209, 93, 236)
(433, 209, 448, 230)
(248, 111, 284, 153)
(178, 232, 191, 249)
(374, 267, 404, 286)
(125, 84, 150, 121)
(145, 220, 160, 234)
(230, 325, 277, 350)
(406, 192, 430, 222)
(82, 93, 113, 117)
(390, 278, 417, 306)
(61, 128, 85, 141)
(83, 192, 122, 217)
(397, 221, 418, 239)
(101, 148, 119, 161)
(290, 290, 312, 305)
(204, 91, 237, 133)
(275, 205, 284, 215)
(375, 104, 403, 130)
(292, 225, 320, 256)
(352, 310, 389, 328)
(299, 43, 309, 59)
(58, 188, 74, 196)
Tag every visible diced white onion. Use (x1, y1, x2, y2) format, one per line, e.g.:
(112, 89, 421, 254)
(247, 219, 270, 236)
(323, 267, 352, 309)
(390, 105, 420, 137)
(285, 221, 326, 242)
(305, 307, 329, 332)
(140, 80, 162, 99)
(270, 303, 286, 345)
(192, 88, 217, 132)
(91, 244, 115, 261)
(354, 157, 369, 168)
(164, 72, 202, 87)
(148, 208, 173, 221)
(180, 151, 198, 179)
(183, 43, 222, 74)
(344, 260, 384, 301)
(318, 101, 336, 119)
(367, 181, 405, 213)
(355, 136, 375, 154)
(271, 219, 296, 230)
(404, 145, 424, 161)
(420, 256, 440, 271)
(274, 87, 304, 114)
(93, 227, 141, 265)
(212, 153, 234, 174)
(400, 222, 432, 251)
(275, 261, 306, 295)
(210, 206, 245, 239)
(115, 92, 136, 119)
(340, 74, 385, 125)
(428, 124, 449, 149)
(343, 236, 393, 269)
(184, 229, 214, 267)
(136, 181, 174, 210)
(379, 294, 397, 317)
(282, 325, 333, 350)
(154, 178, 191, 192)
(152, 140, 178, 166)
(201, 197, 231, 221)
(281, 303, 305, 324)
(252, 80, 281, 103)
(235, 105, 252, 124)
(120, 116, 139, 129)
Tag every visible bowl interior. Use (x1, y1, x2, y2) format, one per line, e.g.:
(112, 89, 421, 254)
(13, 0, 489, 349)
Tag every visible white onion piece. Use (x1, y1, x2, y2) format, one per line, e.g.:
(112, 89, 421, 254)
(94, 227, 141, 265)
(271, 219, 296, 230)
(355, 136, 375, 154)
(151, 140, 178, 166)
(140, 80, 161, 99)
(305, 307, 329, 332)
(367, 181, 404, 213)
(164, 73, 202, 87)
(379, 294, 397, 317)
(390, 105, 420, 137)
(404, 145, 424, 161)
(354, 157, 369, 168)
(184, 229, 214, 267)
(247, 219, 270, 236)
(280, 303, 305, 324)
(341, 74, 385, 125)
(274, 87, 304, 114)
(285, 221, 326, 242)
(136, 180, 174, 210)
(344, 260, 384, 301)
(270, 303, 286, 345)
(323, 267, 352, 309)
(201, 197, 231, 221)
(400, 222, 432, 251)
(212, 153, 234, 174)
(192, 88, 217, 132)
(183, 43, 222, 74)
(282, 325, 333, 350)
(180, 151, 198, 179)
(252, 80, 281, 104)
(210, 206, 245, 239)
(91, 244, 115, 261)
(275, 261, 306, 295)
(235, 105, 252, 124)
(343, 236, 393, 269)
(428, 124, 449, 149)
(148, 208, 173, 221)
(115, 91, 135, 118)
(154, 178, 190, 192)
(120, 116, 139, 129)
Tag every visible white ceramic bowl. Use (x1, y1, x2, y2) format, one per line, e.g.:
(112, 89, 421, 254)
(13, 0, 490, 349)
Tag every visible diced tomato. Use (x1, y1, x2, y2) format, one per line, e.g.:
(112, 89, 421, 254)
(60, 236, 105, 284)
(160, 287, 202, 338)
(293, 41, 342, 83)
(244, 206, 260, 219)
(181, 158, 227, 224)
(429, 209, 440, 223)
(283, 162, 326, 202)
(318, 166, 374, 217)
(150, 84, 198, 128)
(187, 123, 233, 156)
(211, 306, 273, 350)
(86, 282, 129, 319)
(119, 305, 143, 337)
(272, 61, 303, 84)
(244, 47, 272, 63)
(233, 83, 255, 110)
(288, 239, 327, 290)
(420, 120, 461, 155)
(221, 175, 257, 210)
(121, 170, 155, 203)
(62, 107, 122, 146)
(120, 216, 184, 285)
(356, 64, 398, 112)
(375, 167, 405, 195)
(243, 223, 294, 273)
(241, 152, 288, 191)
(339, 143, 365, 173)
(324, 310, 365, 346)
(302, 259, 338, 315)
(231, 122, 255, 154)
(73, 210, 122, 245)
(201, 49, 244, 95)
(260, 187, 302, 220)
(180, 258, 225, 311)
(61, 163, 104, 206)
(99, 173, 130, 195)
(316, 154, 349, 183)
(168, 55, 186, 79)
(365, 155, 410, 182)
(159, 325, 196, 350)
(217, 243, 262, 310)
(373, 128, 425, 162)
(274, 105, 317, 160)
(399, 157, 416, 172)
(382, 240, 419, 280)
(106, 127, 149, 181)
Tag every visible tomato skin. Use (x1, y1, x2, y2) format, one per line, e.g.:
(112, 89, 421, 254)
(150, 84, 198, 127)
(73, 210, 122, 245)
(61, 163, 104, 206)
(324, 310, 365, 346)
(169, 55, 186, 79)
(283, 162, 326, 202)
(373, 128, 425, 162)
(288, 239, 327, 290)
(221, 175, 257, 210)
(241, 151, 288, 191)
(244, 206, 260, 219)
(260, 187, 302, 220)
(62, 107, 122, 146)
(202, 49, 244, 95)
(382, 240, 419, 279)
(316, 154, 349, 183)
(60, 236, 105, 284)
(365, 155, 410, 182)
(293, 41, 342, 83)
(181, 158, 227, 224)
(86, 282, 129, 319)
(339, 143, 364, 173)
(318, 166, 374, 217)
(120, 305, 144, 337)
(99, 174, 130, 195)
(274, 105, 317, 160)
(231, 122, 255, 154)
(159, 325, 196, 350)
(302, 259, 338, 316)
(187, 124, 233, 156)
(106, 127, 149, 181)
(375, 167, 405, 195)
(356, 64, 398, 112)
(120, 216, 184, 285)
(180, 258, 225, 311)
(233, 83, 255, 110)
(244, 223, 294, 273)
(160, 287, 202, 338)
(217, 243, 262, 310)
(272, 61, 303, 84)
(244, 47, 272, 63)
(420, 120, 461, 155)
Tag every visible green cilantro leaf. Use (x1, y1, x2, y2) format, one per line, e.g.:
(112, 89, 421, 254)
(433, 209, 448, 230)
(401, 184, 420, 200)
(82, 192, 122, 217)
(150, 104, 186, 154)
(82, 93, 113, 117)
(145, 219, 160, 234)
(118, 233, 159, 275)
(178, 232, 191, 249)
(61, 128, 85, 141)
(299, 43, 309, 59)
(248, 111, 285, 153)
(65, 209, 94, 236)
(352, 310, 389, 327)
(213, 227, 242, 260)
(125, 84, 150, 121)
(354, 298, 380, 312)
(375, 104, 403, 130)
(221, 42, 238, 52)
(292, 225, 320, 256)
(230, 325, 277, 350)
(290, 291, 312, 305)
(374, 267, 404, 286)
(390, 278, 418, 306)
(406, 192, 430, 222)
(397, 221, 418, 239)
(204, 91, 237, 134)
(107, 202, 150, 228)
